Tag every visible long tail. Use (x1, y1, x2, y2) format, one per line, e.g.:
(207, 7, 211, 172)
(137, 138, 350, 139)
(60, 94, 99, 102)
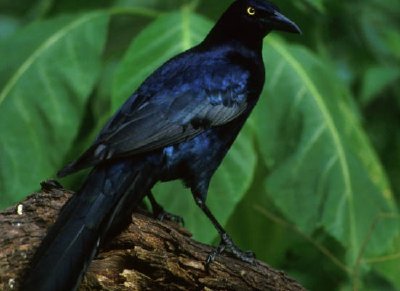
(22, 158, 158, 291)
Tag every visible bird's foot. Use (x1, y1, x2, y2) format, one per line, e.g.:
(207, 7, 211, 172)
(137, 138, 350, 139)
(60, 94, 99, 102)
(148, 192, 184, 225)
(40, 180, 63, 192)
(206, 233, 255, 267)
(153, 207, 184, 226)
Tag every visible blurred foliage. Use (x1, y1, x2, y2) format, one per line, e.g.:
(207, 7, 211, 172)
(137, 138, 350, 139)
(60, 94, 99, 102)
(0, 0, 399, 290)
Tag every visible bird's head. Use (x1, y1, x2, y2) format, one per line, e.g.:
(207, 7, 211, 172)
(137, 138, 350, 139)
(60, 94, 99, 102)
(232, 0, 301, 35)
(204, 0, 301, 48)
(241, 0, 301, 33)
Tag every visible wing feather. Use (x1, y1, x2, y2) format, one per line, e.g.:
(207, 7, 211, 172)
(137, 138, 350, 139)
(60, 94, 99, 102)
(58, 57, 251, 176)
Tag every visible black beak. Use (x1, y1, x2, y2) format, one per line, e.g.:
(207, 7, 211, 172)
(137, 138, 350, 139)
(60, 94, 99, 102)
(271, 11, 302, 34)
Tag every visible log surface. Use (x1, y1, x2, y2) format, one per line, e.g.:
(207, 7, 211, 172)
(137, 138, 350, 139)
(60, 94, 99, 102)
(0, 183, 306, 291)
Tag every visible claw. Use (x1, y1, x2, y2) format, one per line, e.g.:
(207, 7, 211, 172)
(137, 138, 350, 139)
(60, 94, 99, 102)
(206, 243, 226, 267)
(156, 211, 184, 226)
(147, 192, 184, 226)
(40, 180, 63, 192)
(205, 233, 256, 267)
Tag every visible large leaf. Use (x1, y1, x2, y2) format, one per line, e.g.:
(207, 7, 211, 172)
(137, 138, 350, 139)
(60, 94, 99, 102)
(252, 37, 399, 267)
(370, 234, 400, 289)
(112, 10, 210, 106)
(113, 12, 257, 243)
(0, 15, 20, 40)
(360, 66, 400, 106)
(0, 12, 109, 208)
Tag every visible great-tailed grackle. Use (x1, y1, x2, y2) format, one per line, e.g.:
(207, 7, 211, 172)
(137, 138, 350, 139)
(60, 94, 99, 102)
(22, 0, 301, 290)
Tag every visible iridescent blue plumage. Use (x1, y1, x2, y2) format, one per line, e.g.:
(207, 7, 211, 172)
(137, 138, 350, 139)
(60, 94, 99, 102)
(23, 1, 300, 290)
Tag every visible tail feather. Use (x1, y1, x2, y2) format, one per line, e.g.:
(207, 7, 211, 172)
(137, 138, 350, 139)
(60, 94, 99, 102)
(22, 158, 158, 291)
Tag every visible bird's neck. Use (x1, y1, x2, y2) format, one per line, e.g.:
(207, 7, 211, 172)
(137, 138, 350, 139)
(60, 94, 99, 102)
(202, 21, 265, 53)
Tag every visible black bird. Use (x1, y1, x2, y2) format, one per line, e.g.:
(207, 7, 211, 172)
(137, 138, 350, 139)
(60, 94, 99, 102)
(22, 0, 301, 290)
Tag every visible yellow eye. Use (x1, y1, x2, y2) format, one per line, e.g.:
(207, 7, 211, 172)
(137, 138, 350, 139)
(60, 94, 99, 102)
(247, 7, 256, 16)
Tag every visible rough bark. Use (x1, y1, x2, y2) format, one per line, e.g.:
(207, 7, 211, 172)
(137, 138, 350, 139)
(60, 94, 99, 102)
(0, 182, 305, 291)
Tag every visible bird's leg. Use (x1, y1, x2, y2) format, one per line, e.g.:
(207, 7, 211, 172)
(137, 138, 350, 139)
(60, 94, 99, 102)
(147, 191, 184, 225)
(193, 196, 255, 266)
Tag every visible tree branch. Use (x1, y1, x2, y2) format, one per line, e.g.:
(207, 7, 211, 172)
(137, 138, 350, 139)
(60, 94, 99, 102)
(0, 182, 305, 290)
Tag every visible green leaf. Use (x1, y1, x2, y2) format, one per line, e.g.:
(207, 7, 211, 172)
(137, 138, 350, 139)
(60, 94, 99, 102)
(369, 234, 400, 289)
(360, 66, 400, 106)
(384, 29, 400, 59)
(252, 37, 399, 268)
(112, 9, 211, 106)
(359, 8, 400, 61)
(113, 12, 257, 243)
(114, 0, 188, 11)
(0, 12, 109, 208)
(0, 16, 20, 40)
(303, 0, 325, 13)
